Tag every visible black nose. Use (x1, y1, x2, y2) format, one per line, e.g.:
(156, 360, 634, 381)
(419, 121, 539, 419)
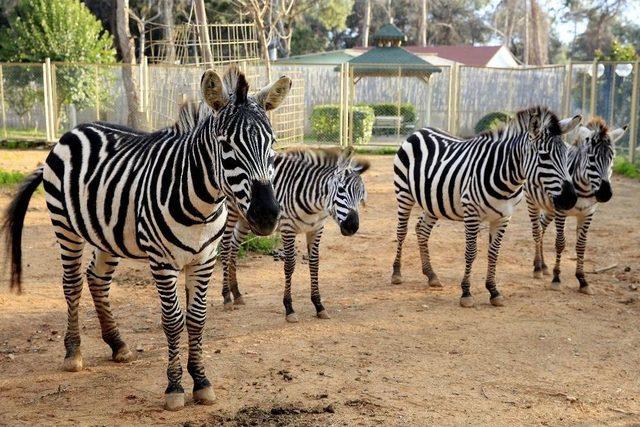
(339, 210, 359, 236)
(595, 180, 612, 203)
(246, 180, 280, 236)
(552, 180, 577, 210)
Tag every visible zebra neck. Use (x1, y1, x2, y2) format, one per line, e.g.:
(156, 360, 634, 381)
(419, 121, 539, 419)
(498, 134, 529, 191)
(569, 146, 592, 195)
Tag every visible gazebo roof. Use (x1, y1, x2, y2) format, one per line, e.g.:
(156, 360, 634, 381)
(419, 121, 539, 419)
(343, 46, 441, 80)
(371, 23, 406, 43)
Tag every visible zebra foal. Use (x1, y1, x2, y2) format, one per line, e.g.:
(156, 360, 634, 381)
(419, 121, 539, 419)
(2, 66, 291, 410)
(525, 117, 627, 294)
(392, 106, 580, 307)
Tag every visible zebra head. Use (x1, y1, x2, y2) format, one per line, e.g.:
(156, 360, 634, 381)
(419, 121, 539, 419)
(574, 118, 628, 203)
(201, 67, 292, 235)
(328, 147, 370, 236)
(524, 107, 580, 210)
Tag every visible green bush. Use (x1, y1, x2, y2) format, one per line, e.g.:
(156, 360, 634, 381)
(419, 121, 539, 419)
(0, 170, 27, 186)
(361, 103, 417, 136)
(613, 156, 640, 180)
(311, 104, 375, 145)
(238, 233, 281, 258)
(474, 111, 512, 134)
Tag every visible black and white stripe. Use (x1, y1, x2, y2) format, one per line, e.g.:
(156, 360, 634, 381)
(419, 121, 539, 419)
(525, 117, 627, 294)
(2, 66, 292, 410)
(220, 147, 369, 322)
(392, 106, 580, 307)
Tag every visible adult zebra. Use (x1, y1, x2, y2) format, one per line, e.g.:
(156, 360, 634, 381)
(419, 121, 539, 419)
(220, 146, 369, 322)
(525, 117, 627, 294)
(2, 66, 291, 410)
(392, 106, 580, 307)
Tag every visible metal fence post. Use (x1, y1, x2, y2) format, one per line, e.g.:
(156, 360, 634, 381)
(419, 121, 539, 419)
(43, 58, 54, 143)
(0, 64, 7, 140)
(562, 60, 573, 118)
(629, 60, 639, 163)
(94, 64, 100, 121)
(589, 59, 598, 118)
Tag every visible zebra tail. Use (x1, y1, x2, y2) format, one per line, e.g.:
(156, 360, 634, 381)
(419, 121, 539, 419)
(1, 166, 44, 293)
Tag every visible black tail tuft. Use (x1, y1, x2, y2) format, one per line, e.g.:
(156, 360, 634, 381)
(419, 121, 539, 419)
(1, 166, 44, 293)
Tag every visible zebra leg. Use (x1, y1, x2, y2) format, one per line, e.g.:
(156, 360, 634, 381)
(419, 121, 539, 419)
(416, 212, 440, 287)
(551, 214, 566, 291)
(281, 230, 298, 323)
(485, 217, 510, 307)
(306, 228, 329, 319)
(229, 220, 250, 306)
(59, 234, 85, 372)
(220, 208, 238, 310)
(150, 261, 185, 411)
(526, 199, 544, 279)
(185, 257, 216, 405)
(575, 213, 595, 295)
(539, 212, 554, 276)
(86, 248, 132, 363)
(391, 198, 414, 284)
(459, 215, 480, 308)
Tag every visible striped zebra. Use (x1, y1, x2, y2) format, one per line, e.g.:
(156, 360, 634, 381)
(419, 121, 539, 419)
(221, 147, 369, 322)
(1, 66, 291, 410)
(525, 117, 627, 294)
(392, 106, 580, 307)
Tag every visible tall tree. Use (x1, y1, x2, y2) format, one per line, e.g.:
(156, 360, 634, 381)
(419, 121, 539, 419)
(115, 0, 142, 128)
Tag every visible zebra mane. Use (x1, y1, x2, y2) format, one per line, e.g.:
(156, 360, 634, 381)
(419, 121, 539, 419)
(586, 116, 608, 138)
(486, 106, 562, 138)
(171, 100, 211, 134)
(280, 146, 370, 172)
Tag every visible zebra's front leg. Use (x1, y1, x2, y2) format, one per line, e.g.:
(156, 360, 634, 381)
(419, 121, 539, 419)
(551, 214, 567, 291)
(281, 230, 298, 323)
(539, 212, 554, 276)
(150, 261, 186, 411)
(391, 198, 414, 284)
(86, 249, 132, 363)
(60, 235, 85, 372)
(485, 217, 510, 307)
(185, 257, 216, 405)
(459, 215, 480, 308)
(220, 210, 239, 310)
(416, 212, 440, 287)
(306, 227, 329, 319)
(526, 199, 544, 279)
(229, 220, 250, 306)
(575, 212, 595, 295)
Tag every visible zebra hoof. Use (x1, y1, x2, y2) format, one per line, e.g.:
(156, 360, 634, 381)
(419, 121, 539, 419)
(233, 296, 246, 306)
(578, 286, 594, 295)
(164, 392, 185, 411)
(429, 277, 443, 288)
(113, 345, 134, 363)
(391, 274, 402, 285)
(459, 296, 474, 308)
(317, 310, 331, 320)
(223, 302, 234, 311)
(533, 270, 543, 279)
(193, 386, 216, 405)
(490, 295, 505, 307)
(286, 313, 299, 323)
(549, 282, 561, 291)
(62, 352, 83, 372)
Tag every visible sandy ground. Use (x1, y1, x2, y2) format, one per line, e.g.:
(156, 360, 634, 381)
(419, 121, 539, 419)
(0, 150, 639, 426)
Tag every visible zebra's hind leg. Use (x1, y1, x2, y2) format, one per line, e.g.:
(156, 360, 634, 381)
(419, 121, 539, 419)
(220, 208, 239, 310)
(416, 212, 440, 288)
(551, 214, 566, 291)
(459, 214, 480, 308)
(306, 227, 329, 319)
(526, 198, 544, 279)
(485, 217, 511, 307)
(185, 256, 216, 405)
(58, 232, 85, 372)
(391, 194, 414, 284)
(281, 230, 298, 323)
(575, 212, 595, 295)
(86, 248, 132, 363)
(229, 220, 250, 306)
(149, 260, 185, 411)
(539, 212, 554, 277)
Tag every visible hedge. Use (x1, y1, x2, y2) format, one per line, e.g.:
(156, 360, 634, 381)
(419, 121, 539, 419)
(311, 104, 375, 145)
(474, 111, 512, 134)
(359, 103, 417, 136)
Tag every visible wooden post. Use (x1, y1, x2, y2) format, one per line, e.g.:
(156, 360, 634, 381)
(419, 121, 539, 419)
(0, 64, 7, 140)
(339, 63, 344, 146)
(94, 65, 100, 121)
(362, 0, 371, 48)
(396, 66, 402, 142)
(419, 0, 428, 47)
(194, 0, 213, 67)
(629, 60, 639, 163)
(590, 59, 598, 118)
(562, 60, 573, 118)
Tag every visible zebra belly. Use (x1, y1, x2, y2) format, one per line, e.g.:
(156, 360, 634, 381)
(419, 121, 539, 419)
(279, 211, 329, 234)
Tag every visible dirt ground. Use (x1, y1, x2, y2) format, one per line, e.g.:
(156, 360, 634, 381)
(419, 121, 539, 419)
(1, 150, 639, 426)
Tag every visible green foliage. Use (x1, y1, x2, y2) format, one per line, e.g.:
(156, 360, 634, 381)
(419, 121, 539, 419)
(0, 169, 26, 186)
(237, 233, 281, 258)
(474, 111, 512, 134)
(363, 103, 417, 136)
(311, 104, 375, 145)
(613, 157, 640, 180)
(291, 27, 327, 56)
(596, 40, 637, 61)
(354, 146, 398, 155)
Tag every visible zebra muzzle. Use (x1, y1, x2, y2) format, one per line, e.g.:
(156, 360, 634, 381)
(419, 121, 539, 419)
(340, 210, 359, 236)
(553, 180, 577, 210)
(246, 180, 280, 236)
(595, 180, 612, 203)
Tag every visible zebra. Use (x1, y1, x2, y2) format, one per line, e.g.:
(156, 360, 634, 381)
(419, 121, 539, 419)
(1, 66, 292, 411)
(221, 146, 369, 323)
(525, 117, 628, 294)
(391, 106, 580, 307)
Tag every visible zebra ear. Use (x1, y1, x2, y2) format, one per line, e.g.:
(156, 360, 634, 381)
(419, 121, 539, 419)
(574, 126, 593, 145)
(254, 75, 292, 111)
(201, 69, 228, 111)
(609, 125, 628, 144)
(559, 115, 582, 135)
(352, 159, 370, 175)
(337, 146, 355, 170)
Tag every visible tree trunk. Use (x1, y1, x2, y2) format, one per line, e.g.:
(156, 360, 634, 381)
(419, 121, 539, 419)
(194, 0, 213, 66)
(254, 14, 272, 81)
(363, 0, 371, 48)
(115, 0, 142, 129)
(419, 0, 428, 47)
(162, 0, 175, 63)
